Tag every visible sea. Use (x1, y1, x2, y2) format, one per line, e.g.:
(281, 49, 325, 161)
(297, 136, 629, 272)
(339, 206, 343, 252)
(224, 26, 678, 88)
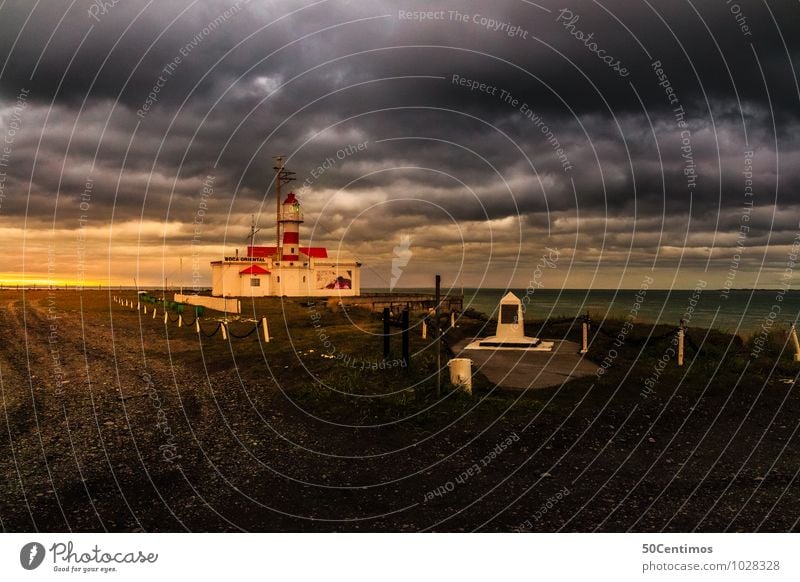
(367, 288, 800, 335)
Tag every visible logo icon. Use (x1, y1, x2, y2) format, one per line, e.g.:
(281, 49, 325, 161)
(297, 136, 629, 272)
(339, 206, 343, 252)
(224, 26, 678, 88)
(390, 234, 413, 291)
(20, 542, 45, 570)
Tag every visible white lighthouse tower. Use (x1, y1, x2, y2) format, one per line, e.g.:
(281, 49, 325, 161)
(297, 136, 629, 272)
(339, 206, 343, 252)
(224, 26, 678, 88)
(280, 192, 303, 261)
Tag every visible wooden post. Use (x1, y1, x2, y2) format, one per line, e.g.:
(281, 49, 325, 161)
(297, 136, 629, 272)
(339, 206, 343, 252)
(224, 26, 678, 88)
(402, 307, 410, 368)
(221, 322, 228, 341)
(143, 305, 147, 314)
(178, 314, 183, 328)
(422, 319, 427, 339)
(383, 307, 391, 359)
(580, 320, 588, 354)
(790, 324, 800, 362)
(450, 310, 455, 328)
(677, 320, 685, 367)
(164, 311, 168, 324)
(261, 316, 270, 342)
(196, 317, 200, 334)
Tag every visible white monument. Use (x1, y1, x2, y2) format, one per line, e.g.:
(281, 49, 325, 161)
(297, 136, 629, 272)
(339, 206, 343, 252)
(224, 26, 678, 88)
(464, 292, 554, 351)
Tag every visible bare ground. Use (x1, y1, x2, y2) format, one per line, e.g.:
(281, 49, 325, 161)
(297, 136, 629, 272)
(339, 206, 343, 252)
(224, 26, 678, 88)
(0, 290, 798, 532)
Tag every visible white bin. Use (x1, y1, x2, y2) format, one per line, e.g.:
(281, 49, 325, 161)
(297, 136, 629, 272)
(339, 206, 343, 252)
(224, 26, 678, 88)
(447, 358, 473, 394)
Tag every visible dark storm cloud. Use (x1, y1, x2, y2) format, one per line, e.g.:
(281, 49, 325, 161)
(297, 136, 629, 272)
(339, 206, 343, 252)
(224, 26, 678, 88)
(1, 0, 799, 285)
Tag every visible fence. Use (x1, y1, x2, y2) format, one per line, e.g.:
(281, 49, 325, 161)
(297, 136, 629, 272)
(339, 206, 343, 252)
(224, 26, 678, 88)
(174, 293, 241, 314)
(112, 295, 268, 342)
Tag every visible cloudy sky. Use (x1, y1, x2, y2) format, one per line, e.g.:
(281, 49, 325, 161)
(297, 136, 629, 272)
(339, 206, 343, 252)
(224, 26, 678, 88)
(0, 0, 798, 289)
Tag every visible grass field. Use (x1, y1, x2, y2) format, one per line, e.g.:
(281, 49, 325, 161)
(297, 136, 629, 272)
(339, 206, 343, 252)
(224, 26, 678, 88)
(0, 290, 798, 532)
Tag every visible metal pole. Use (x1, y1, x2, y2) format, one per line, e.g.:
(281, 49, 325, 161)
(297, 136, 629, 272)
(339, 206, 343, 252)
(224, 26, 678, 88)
(272, 156, 296, 261)
(383, 307, 391, 359)
(275, 155, 282, 254)
(435, 274, 441, 398)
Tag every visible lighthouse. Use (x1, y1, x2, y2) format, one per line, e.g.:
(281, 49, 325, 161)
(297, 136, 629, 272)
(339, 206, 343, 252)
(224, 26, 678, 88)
(280, 192, 303, 261)
(209, 158, 361, 297)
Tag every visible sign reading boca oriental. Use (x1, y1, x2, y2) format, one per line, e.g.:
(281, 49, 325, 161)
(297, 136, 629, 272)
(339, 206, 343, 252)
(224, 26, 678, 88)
(223, 256, 266, 262)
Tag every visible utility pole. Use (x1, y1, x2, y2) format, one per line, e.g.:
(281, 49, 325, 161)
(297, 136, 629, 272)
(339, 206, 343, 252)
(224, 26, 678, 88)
(246, 214, 262, 247)
(272, 156, 296, 257)
(435, 274, 441, 398)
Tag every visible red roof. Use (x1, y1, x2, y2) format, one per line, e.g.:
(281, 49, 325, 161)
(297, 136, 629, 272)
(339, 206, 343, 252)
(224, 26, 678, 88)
(284, 192, 297, 204)
(300, 247, 328, 258)
(239, 264, 271, 275)
(247, 246, 278, 257)
(246, 245, 328, 259)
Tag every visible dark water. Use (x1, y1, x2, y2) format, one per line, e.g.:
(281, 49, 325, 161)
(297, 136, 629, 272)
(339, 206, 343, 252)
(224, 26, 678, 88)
(369, 288, 800, 334)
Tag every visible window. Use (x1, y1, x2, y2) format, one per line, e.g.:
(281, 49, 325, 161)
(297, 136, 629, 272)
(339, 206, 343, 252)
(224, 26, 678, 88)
(500, 305, 518, 324)
(277, 276, 280, 283)
(250, 278, 260, 287)
(303, 276, 306, 283)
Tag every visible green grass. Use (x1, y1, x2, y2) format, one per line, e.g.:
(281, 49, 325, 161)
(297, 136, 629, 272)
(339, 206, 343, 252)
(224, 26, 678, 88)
(36, 290, 798, 426)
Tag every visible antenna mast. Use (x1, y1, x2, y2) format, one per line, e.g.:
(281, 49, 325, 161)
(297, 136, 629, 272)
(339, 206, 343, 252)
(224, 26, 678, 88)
(246, 214, 262, 246)
(272, 155, 296, 257)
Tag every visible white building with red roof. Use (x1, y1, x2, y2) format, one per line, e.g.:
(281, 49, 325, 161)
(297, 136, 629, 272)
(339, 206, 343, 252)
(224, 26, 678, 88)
(210, 191, 361, 297)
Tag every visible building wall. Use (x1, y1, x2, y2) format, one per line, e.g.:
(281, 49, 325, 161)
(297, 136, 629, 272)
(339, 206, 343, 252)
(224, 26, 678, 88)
(308, 261, 360, 296)
(211, 259, 360, 297)
(275, 266, 304, 296)
(241, 274, 271, 297)
(211, 263, 226, 296)
(211, 263, 246, 297)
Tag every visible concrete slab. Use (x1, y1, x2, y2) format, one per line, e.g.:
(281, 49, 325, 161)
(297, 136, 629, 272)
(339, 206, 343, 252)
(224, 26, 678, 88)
(463, 338, 554, 351)
(451, 338, 597, 390)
